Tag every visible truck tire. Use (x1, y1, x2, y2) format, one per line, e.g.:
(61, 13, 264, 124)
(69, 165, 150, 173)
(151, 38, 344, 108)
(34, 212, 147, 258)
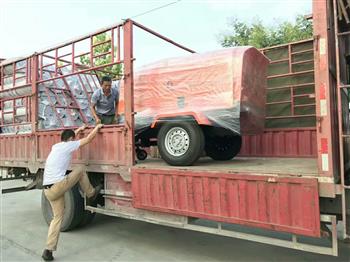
(205, 135, 242, 161)
(77, 211, 96, 228)
(41, 185, 86, 232)
(157, 122, 204, 166)
(77, 172, 103, 227)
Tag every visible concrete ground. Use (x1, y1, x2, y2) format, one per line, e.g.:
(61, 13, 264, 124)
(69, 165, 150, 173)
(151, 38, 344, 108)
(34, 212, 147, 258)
(1, 180, 349, 262)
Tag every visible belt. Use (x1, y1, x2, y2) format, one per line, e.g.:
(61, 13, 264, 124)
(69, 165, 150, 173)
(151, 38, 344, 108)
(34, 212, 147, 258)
(98, 114, 115, 117)
(44, 184, 53, 189)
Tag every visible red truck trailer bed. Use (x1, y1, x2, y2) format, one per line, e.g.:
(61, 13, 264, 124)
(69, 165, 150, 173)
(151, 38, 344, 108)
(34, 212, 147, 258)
(137, 157, 318, 176)
(1, 2, 349, 256)
(131, 158, 320, 237)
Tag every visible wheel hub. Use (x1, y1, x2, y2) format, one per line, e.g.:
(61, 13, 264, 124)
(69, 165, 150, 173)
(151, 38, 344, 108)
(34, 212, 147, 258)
(164, 127, 190, 156)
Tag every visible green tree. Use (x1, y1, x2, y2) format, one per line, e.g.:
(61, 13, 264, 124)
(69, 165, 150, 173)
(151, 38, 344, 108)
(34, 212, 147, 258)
(219, 15, 313, 48)
(80, 33, 122, 79)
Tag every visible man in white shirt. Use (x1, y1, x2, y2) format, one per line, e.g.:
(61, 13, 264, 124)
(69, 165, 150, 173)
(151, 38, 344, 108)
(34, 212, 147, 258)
(42, 123, 103, 261)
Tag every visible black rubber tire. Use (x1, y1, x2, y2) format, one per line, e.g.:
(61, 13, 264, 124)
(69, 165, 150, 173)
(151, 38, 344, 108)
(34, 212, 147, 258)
(136, 149, 148, 161)
(76, 172, 104, 227)
(157, 122, 204, 166)
(77, 210, 96, 228)
(41, 185, 85, 232)
(205, 135, 242, 161)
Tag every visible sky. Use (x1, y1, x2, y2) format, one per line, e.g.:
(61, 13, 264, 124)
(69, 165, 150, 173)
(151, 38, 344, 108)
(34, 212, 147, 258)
(0, 0, 312, 67)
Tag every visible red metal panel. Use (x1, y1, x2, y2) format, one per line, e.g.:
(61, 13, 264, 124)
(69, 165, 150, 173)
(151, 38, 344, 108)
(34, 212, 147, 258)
(240, 128, 317, 157)
(36, 127, 127, 165)
(123, 20, 135, 166)
(132, 168, 321, 237)
(104, 173, 132, 210)
(313, 0, 339, 177)
(0, 134, 33, 161)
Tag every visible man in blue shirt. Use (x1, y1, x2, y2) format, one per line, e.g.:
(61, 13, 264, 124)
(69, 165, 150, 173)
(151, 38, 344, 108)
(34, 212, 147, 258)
(91, 75, 119, 124)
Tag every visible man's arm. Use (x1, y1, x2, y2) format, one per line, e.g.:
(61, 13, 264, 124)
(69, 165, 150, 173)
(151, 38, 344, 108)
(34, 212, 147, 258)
(90, 104, 101, 124)
(114, 100, 119, 123)
(79, 124, 103, 147)
(91, 90, 101, 124)
(75, 124, 87, 136)
(114, 86, 120, 123)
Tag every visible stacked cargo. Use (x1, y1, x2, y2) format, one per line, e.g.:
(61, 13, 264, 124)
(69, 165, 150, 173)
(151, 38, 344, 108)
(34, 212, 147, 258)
(0, 60, 99, 134)
(37, 67, 98, 130)
(0, 59, 31, 134)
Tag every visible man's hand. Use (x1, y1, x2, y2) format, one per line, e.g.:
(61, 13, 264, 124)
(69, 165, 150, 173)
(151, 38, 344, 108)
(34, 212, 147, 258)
(79, 124, 104, 147)
(114, 115, 119, 124)
(95, 118, 101, 124)
(75, 124, 88, 135)
(80, 124, 88, 131)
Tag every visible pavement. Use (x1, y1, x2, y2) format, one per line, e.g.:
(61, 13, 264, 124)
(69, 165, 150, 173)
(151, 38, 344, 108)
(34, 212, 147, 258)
(1, 180, 350, 262)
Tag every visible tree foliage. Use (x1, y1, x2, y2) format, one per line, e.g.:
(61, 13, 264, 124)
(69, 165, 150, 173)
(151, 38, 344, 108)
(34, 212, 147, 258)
(219, 15, 313, 48)
(80, 33, 122, 79)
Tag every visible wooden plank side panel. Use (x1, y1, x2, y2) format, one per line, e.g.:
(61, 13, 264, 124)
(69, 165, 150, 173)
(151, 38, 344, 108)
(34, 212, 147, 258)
(132, 168, 321, 237)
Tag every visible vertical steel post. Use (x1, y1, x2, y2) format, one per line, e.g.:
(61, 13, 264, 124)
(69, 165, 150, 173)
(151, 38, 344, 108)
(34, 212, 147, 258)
(111, 28, 115, 63)
(55, 49, 58, 77)
(117, 26, 121, 62)
(30, 55, 38, 133)
(72, 43, 75, 73)
(12, 63, 15, 88)
(123, 20, 135, 166)
(90, 36, 94, 67)
(312, 0, 339, 177)
(332, 0, 349, 240)
(30, 54, 38, 166)
(288, 43, 292, 73)
(40, 54, 43, 80)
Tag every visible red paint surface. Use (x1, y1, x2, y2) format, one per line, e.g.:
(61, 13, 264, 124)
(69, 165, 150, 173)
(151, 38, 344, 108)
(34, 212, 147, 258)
(240, 128, 317, 157)
(320, 138, 328, 154)
(105, 173, 132, 209)
(132, 168, 321, 237)
(0, 126, 127, 166)
(319, 83, 326, 100)
(0, 134, 33, 161)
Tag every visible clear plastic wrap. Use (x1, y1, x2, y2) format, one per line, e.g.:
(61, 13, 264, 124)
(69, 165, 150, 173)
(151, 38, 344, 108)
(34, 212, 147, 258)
(37, 67, 98, 130)
(1, 47, 268, 136)
(2, 60, 27, 89)
(118, 47, 269, 135)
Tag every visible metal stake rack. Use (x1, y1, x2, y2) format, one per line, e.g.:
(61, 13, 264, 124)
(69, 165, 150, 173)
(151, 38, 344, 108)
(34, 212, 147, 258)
(333, 0, 350, 239)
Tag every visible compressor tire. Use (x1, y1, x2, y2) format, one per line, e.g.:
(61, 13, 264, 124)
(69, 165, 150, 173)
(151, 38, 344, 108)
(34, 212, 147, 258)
(157, 122, 204, 166)
(205, 135, 242, 161)
(136, 149, 148, 161)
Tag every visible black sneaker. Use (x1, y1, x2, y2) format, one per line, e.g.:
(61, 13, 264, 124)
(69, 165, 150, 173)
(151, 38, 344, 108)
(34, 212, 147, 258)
(42, 249, 54, 261)
(87, 184, 103, 205)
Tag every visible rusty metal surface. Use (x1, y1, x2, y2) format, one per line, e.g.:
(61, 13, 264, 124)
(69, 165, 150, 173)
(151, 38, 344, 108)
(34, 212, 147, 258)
(36, 127, 127, 165)
(240, 128, 317, 157)
(313, 0, 340, 178)
(261, 39, 316, 128)
(0, 134, 33, 161)
(136, 157, 318, 176)
(239, 40, 317, 158)
(332, 0, 350, 239)
(104, 173, 132, 210)
(132, 168, 321, 237)
(0, 126, 127, 166)
(123, 20, 135, 166)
